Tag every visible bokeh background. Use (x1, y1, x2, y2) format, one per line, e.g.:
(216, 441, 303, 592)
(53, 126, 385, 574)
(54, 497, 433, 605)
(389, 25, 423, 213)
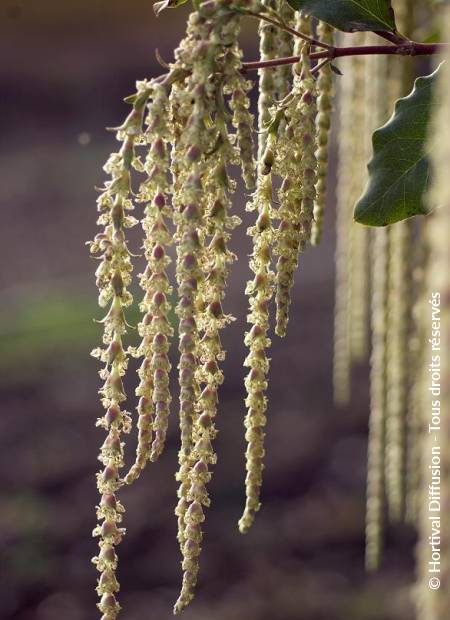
(1, 2, 419, 619)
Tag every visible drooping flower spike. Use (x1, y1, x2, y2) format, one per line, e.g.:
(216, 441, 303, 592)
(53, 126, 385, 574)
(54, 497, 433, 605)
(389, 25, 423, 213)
(86, 2, 449, 617)
(90, 80, 151, 619)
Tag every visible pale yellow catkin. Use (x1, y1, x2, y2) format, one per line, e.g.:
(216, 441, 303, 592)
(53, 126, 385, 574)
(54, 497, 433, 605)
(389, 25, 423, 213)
(365, 49, 391, 571)
(239, 0, 276, 535)
(90, 81, 150, 620)
(311, 21, 334, 246)
(384, 0, 416, 525)
(274, 12, 317, 338)
(333, 33, 358, 405)
(348, 33, 373, 364)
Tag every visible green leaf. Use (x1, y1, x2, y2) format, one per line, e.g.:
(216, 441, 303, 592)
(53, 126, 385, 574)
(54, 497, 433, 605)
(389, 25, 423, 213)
(153, 0, 189, 17)
(286, 0, 396, 33)
(354, 66, 441, 227)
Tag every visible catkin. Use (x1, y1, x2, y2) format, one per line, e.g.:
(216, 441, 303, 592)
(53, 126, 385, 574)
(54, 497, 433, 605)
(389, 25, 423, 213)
(311, 21, 334, 246)
(274, 12, 317, 338)
(125, 83, 174, 483)
(348, 34, 372, 363)
(365, 52, 390, 571)
(333, 34, 355, 405)
(239, 0, 276, 535)
(90, 81, 150, 619)
(365, 227, 389, 571)
(384, 0, 416, 524)
(171, 5, 243, 612)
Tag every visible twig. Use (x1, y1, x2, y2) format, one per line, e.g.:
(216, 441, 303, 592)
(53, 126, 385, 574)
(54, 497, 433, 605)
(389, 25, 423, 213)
(242, 9, 334, 50)
(241, 41, 449, 72)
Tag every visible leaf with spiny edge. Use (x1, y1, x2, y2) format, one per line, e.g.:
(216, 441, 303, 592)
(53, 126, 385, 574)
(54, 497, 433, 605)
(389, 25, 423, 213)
(154, 0, 189, 17)
(354, 65, 441, 227)
(286, 0, 397, 33)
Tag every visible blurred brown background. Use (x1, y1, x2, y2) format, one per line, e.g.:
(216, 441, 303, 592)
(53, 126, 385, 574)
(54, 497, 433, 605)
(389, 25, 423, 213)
(1, 2, 417, 619)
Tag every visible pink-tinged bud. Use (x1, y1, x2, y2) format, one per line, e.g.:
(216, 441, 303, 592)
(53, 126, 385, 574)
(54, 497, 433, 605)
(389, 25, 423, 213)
(184, 522, 202, 541)
(183, 203, 200, 221)
(183, 538, 201, 558)
(180, 317, 196, 333)
(101, 494, 117, 510)
(187, 145, 201, 162)
(180, 333, 195, 352)
(256, 211, 270, 232)
(153, 332, 167, 348)
(193, 460, 209, 476)
(99, 544, 116, 563)
(153, 368, 168, 384)
(179, 352, 195, 368)
(180, 368, 194, 387)
(185, 173, 202, 191)
(249, 368, 263, 383)
(304, 167, 315, 180)
(152, 291, 166, 307)
(210, 199, 225, 220)
(102, 433, 121, 456)
(205, 359, 219, 375)
(302, 132, 313, 146)
(208, 300, 223, 319)
(183, 254, 198, 270)
(137, 397, 152, 415)
(152, 245, 165, 260)
(186, 501, 204, 523)
(105, 405, 120, 425)
(111, 272, 123, 297)
(199, 386, 216, 404)
(99, 593, 117, 610)
(111, 204, 124, 230)
(154, 192, 166, 209)
(198, 413, 211, 428)
(249, 325, 263, 338)
(302, 90, 313, 105)
(212, 235, 226, 253)
(102, 464, 118, 482)
(101, 520, 118, 539)
(151, 138, 165, 159)
(106, 339, 122, 364)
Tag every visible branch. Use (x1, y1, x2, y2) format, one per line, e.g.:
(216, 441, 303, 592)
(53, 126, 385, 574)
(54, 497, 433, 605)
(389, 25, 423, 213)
(241, 9, 334, 50)
(241, 41, 449, 73)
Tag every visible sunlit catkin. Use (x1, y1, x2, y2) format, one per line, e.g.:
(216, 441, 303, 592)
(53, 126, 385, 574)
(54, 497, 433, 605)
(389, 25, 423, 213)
(365, 52, 390, 571)
(274, 12, 317, 338)
(348, 35, 371, 363)
(239, 0, 276, 535)
(384, 0, 416, 524)
(125, 83, 174, 483)
(366, 227, 389, 571)
(311, 21, 334, 246)
(90, 81, 149, 619)
(171, 5, 243, 612)
(333, 35, 355, 405)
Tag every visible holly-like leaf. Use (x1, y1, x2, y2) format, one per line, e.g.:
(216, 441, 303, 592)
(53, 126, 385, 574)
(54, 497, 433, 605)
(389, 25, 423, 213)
(286, 0, 396, 33)
(154, 0, 189, 17)
(354, 66, 441, 227)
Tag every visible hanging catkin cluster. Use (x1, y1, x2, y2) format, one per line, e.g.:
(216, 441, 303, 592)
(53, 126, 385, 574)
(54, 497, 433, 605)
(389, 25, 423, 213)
(90, 4, 340, 614)
(91, 1, 450, 617)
